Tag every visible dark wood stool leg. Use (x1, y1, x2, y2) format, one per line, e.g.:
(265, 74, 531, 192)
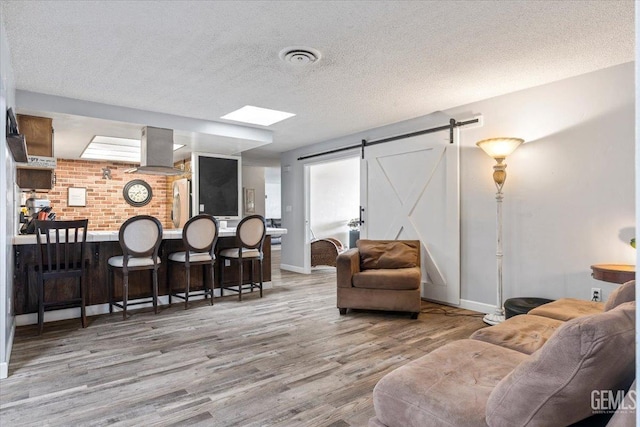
(38, 271, 44, 335)
(108, 267, 113, 314)
(208, 262, 214, 305)
(184, 264, 190, 310)
(220, 258, 225, 297)
(122, 271, 128, 320)
(238, 258, 243, 302)
(168, 261, 173, 306)
(152, 268, 159, 314)
(259, 258, 263, 298)
(249, 260, 255, 293)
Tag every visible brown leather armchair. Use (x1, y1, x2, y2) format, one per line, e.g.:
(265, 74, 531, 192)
(337, 239, 421, 318)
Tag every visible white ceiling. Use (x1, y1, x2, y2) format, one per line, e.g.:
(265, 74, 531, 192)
(1, 0, 634, 161)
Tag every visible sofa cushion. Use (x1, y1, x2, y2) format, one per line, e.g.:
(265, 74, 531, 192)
(470, 314, 563, 355)
(373, 339, 528, 427)
(528, 298, 604, 321)
(604, 279, 635, 311)
(357, 240, 419, 270)
(486, 302, 636, 427)
(352, 268, 421, 290)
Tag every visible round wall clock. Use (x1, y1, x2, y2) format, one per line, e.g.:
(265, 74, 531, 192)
(123, 179, 153, 207)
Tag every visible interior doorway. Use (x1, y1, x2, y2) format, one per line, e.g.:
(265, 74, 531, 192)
(304, 156, 360, 272)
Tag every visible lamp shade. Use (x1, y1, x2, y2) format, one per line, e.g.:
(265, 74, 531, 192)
(476, 137, 524, 159)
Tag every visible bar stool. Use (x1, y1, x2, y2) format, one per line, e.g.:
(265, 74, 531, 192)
(168, 214, 219, 309)
(218, 215, 266, 301)
(34, 219, 89, 334)
(108, 215, 162, 319)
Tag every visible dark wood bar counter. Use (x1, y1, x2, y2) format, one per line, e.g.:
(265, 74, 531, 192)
(12, 229, 284, 315)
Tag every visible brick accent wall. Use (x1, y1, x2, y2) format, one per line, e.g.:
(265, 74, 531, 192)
(45, 159, 173, 231)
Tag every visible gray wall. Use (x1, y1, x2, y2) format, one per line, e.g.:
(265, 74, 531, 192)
(281, 62, 635, 308)
(0, 11, 16, 379)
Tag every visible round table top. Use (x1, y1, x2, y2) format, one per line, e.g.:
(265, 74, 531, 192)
(590, 264, 635, 284)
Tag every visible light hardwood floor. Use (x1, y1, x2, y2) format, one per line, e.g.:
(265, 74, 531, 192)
(1, 253, 486, 426)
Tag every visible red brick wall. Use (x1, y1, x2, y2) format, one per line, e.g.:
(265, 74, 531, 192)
(45, 159, 173, 231)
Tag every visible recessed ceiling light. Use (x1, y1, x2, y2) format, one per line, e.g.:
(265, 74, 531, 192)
(221, 106, 295, 126)
(81, 136, 183, 163)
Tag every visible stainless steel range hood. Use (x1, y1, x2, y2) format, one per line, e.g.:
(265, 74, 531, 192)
(128, 126, 182, 175)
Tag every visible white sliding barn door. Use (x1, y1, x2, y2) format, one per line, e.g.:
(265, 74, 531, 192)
(360, 129, 460, 305)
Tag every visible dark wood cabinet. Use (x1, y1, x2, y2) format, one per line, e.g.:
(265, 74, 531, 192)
(16, 168, 54, 190)
(17, 114, 53, 156)
(16, 114, 55, 191)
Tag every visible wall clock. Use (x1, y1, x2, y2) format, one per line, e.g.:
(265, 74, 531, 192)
(123, 179, 153, 207)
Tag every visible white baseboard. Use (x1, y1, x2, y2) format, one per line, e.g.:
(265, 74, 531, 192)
(280, 264, 308, 274)
(0, 319, 15, 379)
(457, 299, 495, 314)
(15, 283, 274, 327)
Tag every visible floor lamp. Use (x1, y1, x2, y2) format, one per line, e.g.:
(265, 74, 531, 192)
(476, 137, 524, 326)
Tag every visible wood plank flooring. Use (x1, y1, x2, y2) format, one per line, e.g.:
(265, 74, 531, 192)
(1, 252, 486, 426)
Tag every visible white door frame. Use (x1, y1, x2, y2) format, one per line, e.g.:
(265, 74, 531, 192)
(302, 153, 361, 274)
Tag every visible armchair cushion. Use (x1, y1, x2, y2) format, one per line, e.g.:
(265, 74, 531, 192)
(357, 240, 419, 270)
(353, 268, 421, 290)
(486, 301, 636, 427)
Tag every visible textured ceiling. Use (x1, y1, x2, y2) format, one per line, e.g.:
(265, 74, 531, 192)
(1, 0, 634, 160)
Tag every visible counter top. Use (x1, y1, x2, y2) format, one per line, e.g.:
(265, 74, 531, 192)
(13, 227, 287, 245)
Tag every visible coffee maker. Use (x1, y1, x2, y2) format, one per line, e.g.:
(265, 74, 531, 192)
(20, 197, 55, 234)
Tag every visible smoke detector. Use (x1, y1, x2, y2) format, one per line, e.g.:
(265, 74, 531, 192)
(279, 47, 321, 66)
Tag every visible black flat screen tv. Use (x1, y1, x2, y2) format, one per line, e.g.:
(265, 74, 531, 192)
(192, 153, 242, 219)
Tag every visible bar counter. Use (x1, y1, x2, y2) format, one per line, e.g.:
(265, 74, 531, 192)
(12, 227, 286, 316)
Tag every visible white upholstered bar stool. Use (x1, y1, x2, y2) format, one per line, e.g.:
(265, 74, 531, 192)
(168, 214, 219, 309)
(218, 215, 266, 301)
(108, 215, 163, 320)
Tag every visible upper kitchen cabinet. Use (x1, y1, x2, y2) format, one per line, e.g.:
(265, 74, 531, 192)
(16, 114, 55, 191)
(17, 114, 53, 156)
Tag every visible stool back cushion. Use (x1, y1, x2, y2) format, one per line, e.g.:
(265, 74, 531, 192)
(357, 240, 420, 270)
(486, 301, 635, 427)
(185, 215, 218, 252)
(604, 280, 635, 311)
(121, 216, 162, 255)
(238, 216, 266, 248)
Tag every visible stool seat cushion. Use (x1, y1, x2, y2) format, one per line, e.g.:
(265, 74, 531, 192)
(108, 256, 161, 268)
(168, 251, 214, 263)
(470, 314, 564, 355)
(528, 298, 604, 321)
(219, 248, 261, 258)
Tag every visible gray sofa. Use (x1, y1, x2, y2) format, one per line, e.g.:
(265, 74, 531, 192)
(370, 281, 636, 427)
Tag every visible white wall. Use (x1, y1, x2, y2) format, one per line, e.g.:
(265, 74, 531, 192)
(265, 166, 281, 219)
(242, 165, 265, 217)
(281, 62, 634, 309)
(0, 12, 16, 379)
(309, 157, 359, 246)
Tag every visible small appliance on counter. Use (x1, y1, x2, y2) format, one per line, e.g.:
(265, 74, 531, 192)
(20, 197, 55, 234)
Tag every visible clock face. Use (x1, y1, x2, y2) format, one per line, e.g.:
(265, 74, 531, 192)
(123, 180, 153, 207)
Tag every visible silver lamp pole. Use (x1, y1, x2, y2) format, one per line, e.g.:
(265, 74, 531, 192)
(476, 138, 524, 326)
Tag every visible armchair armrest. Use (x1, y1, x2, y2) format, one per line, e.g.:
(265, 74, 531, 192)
(337, 248, 360, 288)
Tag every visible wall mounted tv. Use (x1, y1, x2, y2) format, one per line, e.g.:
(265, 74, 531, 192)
(192, 153, 242, 220)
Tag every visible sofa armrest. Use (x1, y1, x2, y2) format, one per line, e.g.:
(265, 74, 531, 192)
(337, 248, 360, 288)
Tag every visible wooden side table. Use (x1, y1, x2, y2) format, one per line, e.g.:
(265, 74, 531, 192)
(590, 264, 635, 284)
